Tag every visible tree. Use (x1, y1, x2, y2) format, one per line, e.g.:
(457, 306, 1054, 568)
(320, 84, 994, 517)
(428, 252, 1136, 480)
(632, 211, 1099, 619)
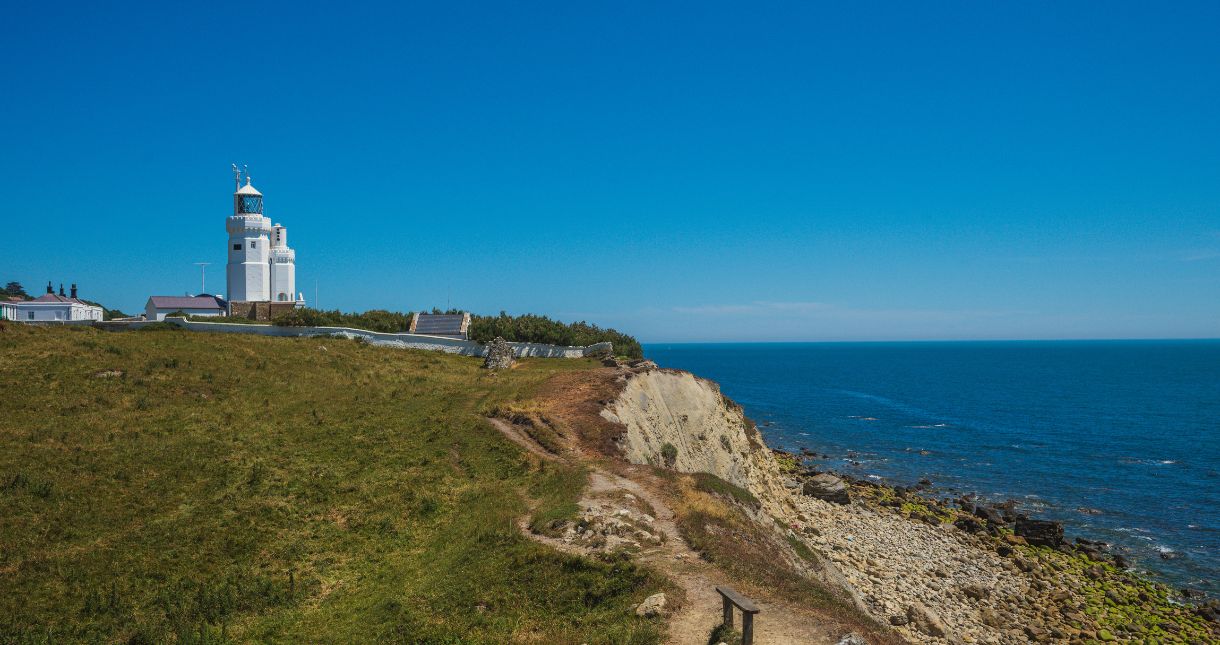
(3, 281, 28, 299)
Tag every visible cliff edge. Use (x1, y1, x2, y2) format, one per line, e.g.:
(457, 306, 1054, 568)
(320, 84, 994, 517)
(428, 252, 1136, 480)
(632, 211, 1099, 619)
(601, 369, 792, 518)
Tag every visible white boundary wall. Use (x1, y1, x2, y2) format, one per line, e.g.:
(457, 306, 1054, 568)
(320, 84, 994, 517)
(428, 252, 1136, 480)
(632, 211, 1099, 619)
(99, 318, 612, 359)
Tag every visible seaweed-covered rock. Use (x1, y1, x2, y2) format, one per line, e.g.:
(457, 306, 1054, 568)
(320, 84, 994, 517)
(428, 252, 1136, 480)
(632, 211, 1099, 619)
(1014, 517, 1064, 548)
(954, 516, 984, 534)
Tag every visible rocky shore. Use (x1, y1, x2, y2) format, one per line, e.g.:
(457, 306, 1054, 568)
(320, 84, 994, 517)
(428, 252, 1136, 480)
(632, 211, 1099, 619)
(587, 364, 1217, 643)
(777, 451, 1220, 643)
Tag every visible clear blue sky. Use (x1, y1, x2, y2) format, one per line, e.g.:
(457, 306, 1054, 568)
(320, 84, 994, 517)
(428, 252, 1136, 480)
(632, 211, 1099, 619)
(2, 1, 1217, 341)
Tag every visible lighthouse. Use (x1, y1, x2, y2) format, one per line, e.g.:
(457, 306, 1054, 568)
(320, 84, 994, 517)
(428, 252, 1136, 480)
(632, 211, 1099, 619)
(226, 167, 300, 305)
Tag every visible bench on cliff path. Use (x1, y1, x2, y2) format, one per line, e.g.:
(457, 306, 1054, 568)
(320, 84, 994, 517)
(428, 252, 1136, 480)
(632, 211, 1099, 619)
(715, 585, 760, 645)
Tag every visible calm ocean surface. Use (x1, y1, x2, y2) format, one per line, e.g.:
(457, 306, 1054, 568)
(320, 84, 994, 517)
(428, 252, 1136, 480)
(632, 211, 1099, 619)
(643, 341, 1220, 593)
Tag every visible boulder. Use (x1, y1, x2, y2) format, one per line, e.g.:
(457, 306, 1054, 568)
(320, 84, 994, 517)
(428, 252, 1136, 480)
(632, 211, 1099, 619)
(836, 634, 868, 645)
(1073, 537, 1109, 561)
(973, 505, 1005, 526)
(954, 516, 984, 534)
(802, 473, 850, 505)
(634, 592, 666, 617)
(1024, 624, 1050, 642)
(963, 584, 989, 600)
(482, 337, 515, 370)
(1193, 599, 1220, 624)
(1014, 517, 1064, 547)
(906, 603, 952, 639)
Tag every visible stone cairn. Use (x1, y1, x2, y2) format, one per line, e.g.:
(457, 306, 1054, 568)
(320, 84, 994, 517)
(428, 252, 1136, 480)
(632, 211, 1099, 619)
(482, 337, 515, 370)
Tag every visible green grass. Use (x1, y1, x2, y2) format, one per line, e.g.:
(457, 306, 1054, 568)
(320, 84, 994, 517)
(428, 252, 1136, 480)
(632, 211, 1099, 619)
(690, 473, 759, 509)
(527, 463, 586, 536)
(0, 324, 664, 644)
(706, 622, 741, 645)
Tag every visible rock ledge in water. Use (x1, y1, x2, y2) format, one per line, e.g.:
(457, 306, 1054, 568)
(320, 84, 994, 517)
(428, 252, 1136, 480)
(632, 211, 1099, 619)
(1014, 517, 1064, 547)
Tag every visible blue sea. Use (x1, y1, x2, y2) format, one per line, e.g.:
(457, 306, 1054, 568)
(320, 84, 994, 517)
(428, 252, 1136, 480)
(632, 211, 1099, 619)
(644, 341, 1220, 594)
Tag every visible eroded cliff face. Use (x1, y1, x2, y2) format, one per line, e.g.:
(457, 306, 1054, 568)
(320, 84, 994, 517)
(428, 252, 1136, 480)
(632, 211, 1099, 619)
(600, 369, 792, 518)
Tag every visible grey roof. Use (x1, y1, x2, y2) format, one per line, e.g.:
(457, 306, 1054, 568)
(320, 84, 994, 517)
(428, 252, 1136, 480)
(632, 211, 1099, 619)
(31, 293, 89, 305)
(147, 295, 227, 310)
(413, 313, 468, 338)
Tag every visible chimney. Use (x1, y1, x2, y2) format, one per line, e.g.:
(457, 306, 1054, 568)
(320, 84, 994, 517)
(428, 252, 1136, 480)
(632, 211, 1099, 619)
(70, 283, 78, 299)
(59, 283, 65, 297)
(47, 281, 53, 294)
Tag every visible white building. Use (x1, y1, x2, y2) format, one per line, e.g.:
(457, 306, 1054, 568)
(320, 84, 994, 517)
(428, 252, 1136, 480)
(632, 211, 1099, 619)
(145, 294, 228, 321)
(7, 283, 103, 322)
(226, 169, 303, 304)
(0, 299, 19, 321)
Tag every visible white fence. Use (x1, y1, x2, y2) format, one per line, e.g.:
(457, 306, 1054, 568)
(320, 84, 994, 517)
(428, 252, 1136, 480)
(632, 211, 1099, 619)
(97, 317, 613, 359)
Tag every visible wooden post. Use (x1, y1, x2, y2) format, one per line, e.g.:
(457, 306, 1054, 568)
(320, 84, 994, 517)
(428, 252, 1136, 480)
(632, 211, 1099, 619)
(722, 595, 734, 629)
(742, 611, 754, 645)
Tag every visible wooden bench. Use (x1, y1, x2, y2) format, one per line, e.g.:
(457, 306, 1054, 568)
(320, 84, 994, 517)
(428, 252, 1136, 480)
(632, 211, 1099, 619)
(715, 585, 760, 645)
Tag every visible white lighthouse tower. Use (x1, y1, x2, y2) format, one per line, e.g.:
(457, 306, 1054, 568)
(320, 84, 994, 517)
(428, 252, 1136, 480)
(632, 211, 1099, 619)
(226, 171, 271, 301)
(269, 223, 296, 301)
(226, 167, 300, 305)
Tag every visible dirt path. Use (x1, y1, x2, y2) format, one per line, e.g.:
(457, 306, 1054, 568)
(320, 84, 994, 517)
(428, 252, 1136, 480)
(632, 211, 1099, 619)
(487, 418, 842, 645)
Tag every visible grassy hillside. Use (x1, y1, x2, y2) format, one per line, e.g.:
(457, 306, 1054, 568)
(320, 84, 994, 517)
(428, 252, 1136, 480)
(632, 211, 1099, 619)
(0, 324, 664, 644)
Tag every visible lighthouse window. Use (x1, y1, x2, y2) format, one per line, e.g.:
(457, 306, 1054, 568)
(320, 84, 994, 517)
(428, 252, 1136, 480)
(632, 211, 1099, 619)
(238, 195, 263, 214)
(249, 241, 256, 249)
(233, 244, 241, 251)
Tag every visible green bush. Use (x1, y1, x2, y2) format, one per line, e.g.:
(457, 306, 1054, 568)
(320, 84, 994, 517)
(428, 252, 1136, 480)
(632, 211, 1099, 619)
(707, 622, 742, 645)
(270, 308, 644, 357)
(660, 443, 678, 468)
(469, 311, 643, 358)
(691, 473, 759, 509)
(273, 308, 414, 333)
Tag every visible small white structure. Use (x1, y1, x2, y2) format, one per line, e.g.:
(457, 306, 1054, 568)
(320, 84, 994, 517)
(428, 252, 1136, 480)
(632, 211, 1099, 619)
(9, 283, 104, 322)
(145, 294, 228, 321)
(226, 167, 304, 304)
(0, 299, 19, 321)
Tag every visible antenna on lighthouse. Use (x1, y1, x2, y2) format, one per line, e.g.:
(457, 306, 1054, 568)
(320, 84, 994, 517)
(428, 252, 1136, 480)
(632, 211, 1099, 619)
(194, 262, 211, 295)
(232, 163, 242, 190)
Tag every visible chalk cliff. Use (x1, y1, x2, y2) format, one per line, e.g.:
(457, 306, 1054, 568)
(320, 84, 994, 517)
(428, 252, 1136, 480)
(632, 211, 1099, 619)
(600, 368, 792, 518)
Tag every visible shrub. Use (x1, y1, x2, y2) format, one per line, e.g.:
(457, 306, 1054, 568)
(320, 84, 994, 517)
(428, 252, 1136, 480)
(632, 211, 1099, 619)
(691, 473, 759, 509)
(660, 443, 678, 467)
(468, 311, 643, 358)
(136, 322, 184, 332)
(270, 308, 644, 357)
(707, 622, 742, 645)
(273, 308, 413, 333)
